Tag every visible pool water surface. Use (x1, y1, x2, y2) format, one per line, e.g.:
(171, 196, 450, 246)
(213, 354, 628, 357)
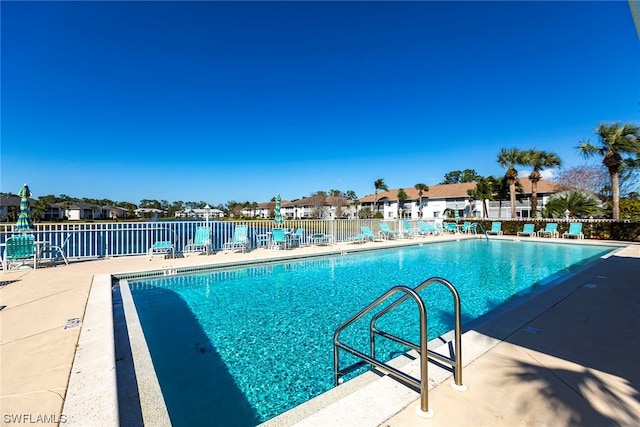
(128, 240, 614, 425)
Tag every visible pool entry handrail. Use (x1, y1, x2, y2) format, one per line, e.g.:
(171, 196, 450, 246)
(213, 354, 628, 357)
(333, 277, 465, 418)
(470, 222, 489, 241)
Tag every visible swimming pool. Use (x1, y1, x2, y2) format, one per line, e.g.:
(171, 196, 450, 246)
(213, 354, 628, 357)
(128, 240, 615, 425)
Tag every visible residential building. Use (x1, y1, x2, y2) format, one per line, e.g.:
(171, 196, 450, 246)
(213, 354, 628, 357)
(175, 208, 225, 219)
(359, 179, 561, 219)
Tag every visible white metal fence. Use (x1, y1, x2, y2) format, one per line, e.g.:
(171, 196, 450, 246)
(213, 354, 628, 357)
(0, 218, 627, 263)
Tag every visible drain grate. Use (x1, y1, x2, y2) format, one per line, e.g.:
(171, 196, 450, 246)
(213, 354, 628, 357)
(584, 283, 597, 289)
(524, 326, 541, 334)
(63, 318, 81, 330)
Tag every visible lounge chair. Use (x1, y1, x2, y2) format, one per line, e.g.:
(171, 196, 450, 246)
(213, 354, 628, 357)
(538, 223, 559, 238)
(416, 221, 430, 236)
(148, 240, 174, 260)
(184, 226, 212, 255)
(361, 226, 381, 242)
(401, 221, 416, 238)
(222, 225, 249, 253)
(379, 222, 400, 239)
(563, 223, 584, 239)
(2, 235, 37, 272)
(517, 224, 536, 237)
(270, 228, 289, 250)
(461, 221, 473, 233)
(350, 232, 366, 244)
(486, 222, 503, 236)
(40, 233, 71, 266)
(444, 223, 458, 234)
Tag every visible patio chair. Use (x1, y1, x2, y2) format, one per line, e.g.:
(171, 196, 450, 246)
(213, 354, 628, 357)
(288, 228, 305, 248)
(461, 221, 473, 233)
(270, 228, 288, 250)
(184, 226, 212, 255)
(361, 226, 382, 242)
(517, 224, 536, 237)
(2, 235, 37, 272)
(40, 233, 71, 266)
(538, 223, 559, 238)
(379, 222, 400, 239)
(222, 225, 249, 253)
(486, 222, 503, 236)
(148, 240, 175, 260)
(562, 223, 584, 239)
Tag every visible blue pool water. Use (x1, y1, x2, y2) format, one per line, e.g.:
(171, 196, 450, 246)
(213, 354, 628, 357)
(128, 240, 615, 426)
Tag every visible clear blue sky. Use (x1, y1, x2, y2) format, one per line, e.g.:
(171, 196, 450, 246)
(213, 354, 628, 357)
(2, 1, 639, 206)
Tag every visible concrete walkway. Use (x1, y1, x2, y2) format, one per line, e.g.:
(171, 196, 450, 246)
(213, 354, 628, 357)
(0, 237, 638, 426)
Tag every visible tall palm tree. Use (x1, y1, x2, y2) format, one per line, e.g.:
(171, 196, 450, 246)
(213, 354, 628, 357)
(414, 183, 429, 218)
(523, 149, 562, 218)
(373, 178, 388, 216)
(578, 122, 640, 220)
(497, 148, 526, 219)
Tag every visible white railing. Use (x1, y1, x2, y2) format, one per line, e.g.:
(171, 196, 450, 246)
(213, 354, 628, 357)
(0, 219, 404, 261)
(1, 218, 631, 262)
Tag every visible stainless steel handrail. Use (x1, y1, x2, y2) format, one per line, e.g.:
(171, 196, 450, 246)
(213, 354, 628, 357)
(471, 222, 489, 241)
(333, 277, 465, 417)
(370, 277, 464, 388)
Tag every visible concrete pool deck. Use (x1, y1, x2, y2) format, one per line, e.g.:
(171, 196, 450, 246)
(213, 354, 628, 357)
(0, 235, 638, 426)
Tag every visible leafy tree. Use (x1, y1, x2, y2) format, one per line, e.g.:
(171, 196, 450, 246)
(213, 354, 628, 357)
(542, 190, 603, 218)
(440, 169, 481, 184)
(497, 148, 526, 219)
(414, 183, 429, 218)
(522, 149, 561, 218)
(139, 199, 162, 210)
(397, 188, 408, 218)
(225, 200, 243, 218)
(373, 178, 388, 215)
(358, 207, 372, 219)
(344, 190, 358, 200)
(578, 122, 640, 220)
(467, 176, 494, 218)
(620, 198, 640, 220)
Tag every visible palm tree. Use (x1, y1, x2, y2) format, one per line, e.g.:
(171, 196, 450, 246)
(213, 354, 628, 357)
(578, 122, 640, 220)
(414, 183, 429, 218)
(497, 148, 526, 219)
(523, 149, 562, 218)
(542, 190, 603, 218)
(373, 178, 388, 216)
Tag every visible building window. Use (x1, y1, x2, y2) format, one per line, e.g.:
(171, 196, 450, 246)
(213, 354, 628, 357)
(433, 211, 440, 218)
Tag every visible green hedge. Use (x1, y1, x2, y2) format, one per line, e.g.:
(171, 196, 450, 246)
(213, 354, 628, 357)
(474, 220, 640, 242)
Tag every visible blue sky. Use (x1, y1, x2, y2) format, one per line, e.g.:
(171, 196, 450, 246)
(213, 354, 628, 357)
(2, 1, 639, 206)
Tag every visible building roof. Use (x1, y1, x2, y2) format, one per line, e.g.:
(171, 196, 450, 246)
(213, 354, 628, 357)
(359, 178, 561, 202)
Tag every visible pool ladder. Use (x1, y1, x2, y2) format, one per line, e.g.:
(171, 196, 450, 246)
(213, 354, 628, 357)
(333, 277, 466, 418)
(470, 222, 489, 240)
